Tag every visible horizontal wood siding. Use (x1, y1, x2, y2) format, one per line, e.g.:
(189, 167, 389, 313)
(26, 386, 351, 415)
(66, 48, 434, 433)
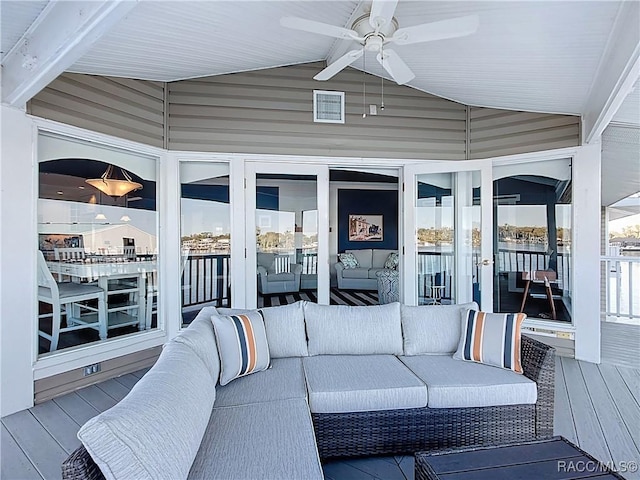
(468, 107, 580, 159)
(168, 62, 467, 159)
(28, 73, 165, 148)
(34, 346, 161, 404)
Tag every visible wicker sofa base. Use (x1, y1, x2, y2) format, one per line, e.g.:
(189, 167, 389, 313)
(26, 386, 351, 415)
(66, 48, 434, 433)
(312, 404, 538, 460)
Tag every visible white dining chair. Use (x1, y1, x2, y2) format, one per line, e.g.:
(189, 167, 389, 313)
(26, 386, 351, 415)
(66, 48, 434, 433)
(37, 250, 107, 352)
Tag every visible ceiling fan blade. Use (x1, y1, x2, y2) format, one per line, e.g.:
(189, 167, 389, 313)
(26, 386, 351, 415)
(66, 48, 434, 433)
(369, 0, 398, 29)
(314, 49, 363, 81)
(280, 16, 359, 40)
(391, 14, 479, 45)
(376, 49, 415, 85)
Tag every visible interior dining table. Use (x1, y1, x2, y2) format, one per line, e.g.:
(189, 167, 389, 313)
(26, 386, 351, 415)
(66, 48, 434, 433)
(46, 256, 157, 332)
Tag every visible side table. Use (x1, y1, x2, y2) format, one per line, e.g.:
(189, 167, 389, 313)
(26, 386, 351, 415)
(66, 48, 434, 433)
(415, 436, 625, 479)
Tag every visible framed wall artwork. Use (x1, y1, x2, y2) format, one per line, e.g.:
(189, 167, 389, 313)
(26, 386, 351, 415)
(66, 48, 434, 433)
(348, 214, 383, 241)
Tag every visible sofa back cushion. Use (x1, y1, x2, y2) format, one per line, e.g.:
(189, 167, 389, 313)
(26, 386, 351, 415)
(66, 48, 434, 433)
(173, 306, 220, 382)
(77, 341, 215, 480)
(372, 249, 397, 268)
(346, 249, 373, 269)
(304, 302, 403, 355)
(401, 302, 478, 355)
(216, 301, 308, 358)
(257, 252, 276, 273)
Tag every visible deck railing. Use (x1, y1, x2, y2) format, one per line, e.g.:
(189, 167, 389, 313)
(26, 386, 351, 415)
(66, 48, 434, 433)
(182, 253, 231, 307)
(601, 255, 640, 322)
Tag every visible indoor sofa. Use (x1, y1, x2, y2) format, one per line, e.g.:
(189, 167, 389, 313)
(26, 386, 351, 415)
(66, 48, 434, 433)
(62, 301, 555, 480)
(335, 248, 397, 290)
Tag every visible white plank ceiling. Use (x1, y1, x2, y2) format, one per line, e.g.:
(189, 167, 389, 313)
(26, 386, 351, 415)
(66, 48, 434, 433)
(2, 0, 635, 119)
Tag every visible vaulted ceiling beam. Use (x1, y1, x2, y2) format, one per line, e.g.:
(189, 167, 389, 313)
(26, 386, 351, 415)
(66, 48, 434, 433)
(1, 0, 138, 107)
(582, 1, 640, 144)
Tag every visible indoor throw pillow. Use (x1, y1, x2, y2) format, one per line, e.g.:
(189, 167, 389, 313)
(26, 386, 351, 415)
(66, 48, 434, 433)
(384, 252, 399, 270)
(211, 311, 271, 385)
(454, 310, 526, 374)
(338, 252, 359, 269)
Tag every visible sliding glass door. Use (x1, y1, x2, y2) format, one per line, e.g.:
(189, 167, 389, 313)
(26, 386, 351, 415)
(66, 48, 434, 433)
(404, 161, 493, 308)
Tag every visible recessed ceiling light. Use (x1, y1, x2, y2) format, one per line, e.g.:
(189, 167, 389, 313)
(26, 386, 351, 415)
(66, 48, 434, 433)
(78, 185, 85, 189)
(57, 191, 64, 195)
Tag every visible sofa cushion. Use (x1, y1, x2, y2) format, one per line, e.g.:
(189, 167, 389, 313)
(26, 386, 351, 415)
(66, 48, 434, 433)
(372, 249, 396, 268)
(342, 267, 370, 279)
(338, 252, 359, 269)
(454, 310, 526, 373)
(368, 268, 385, 279)
(304, 302, 403, 355)
(214, 358, 307, 407)
(303, 355, 427, 413)
(347, 249, 372, 269)
(257, 252, 276, 273)
(173, 307, 220, 382)
(216, 302, 308, 357)
(266, 271, 295, 282)
(399, 355, 537, 408)
(188, 398, 323, 480)
(401, 302, 478, 355)
(78, 341, 216, 480)
(212, 312, 271, 386)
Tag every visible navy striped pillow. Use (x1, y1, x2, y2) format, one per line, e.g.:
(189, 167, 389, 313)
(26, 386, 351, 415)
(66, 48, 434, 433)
(454, 310, 526, 373)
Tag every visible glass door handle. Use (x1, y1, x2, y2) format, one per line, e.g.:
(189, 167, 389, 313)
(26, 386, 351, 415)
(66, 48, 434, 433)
(477, 258, 494, 266)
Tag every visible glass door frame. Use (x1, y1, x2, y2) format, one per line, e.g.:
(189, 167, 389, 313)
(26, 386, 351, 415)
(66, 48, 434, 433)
(245, 162, 330, 308)
(403, 159, 494, 308)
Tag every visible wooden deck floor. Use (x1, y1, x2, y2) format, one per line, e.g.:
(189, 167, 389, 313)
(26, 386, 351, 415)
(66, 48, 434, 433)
(2, 358, 639, 480)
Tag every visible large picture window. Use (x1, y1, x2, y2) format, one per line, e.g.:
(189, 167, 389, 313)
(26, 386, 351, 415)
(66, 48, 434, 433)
(37, 132, 159, 356)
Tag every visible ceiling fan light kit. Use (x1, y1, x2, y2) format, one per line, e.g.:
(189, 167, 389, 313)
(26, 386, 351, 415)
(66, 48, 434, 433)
(281, 0, 479, 86)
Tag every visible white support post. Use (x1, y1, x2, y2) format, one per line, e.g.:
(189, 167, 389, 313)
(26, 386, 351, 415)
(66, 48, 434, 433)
(1, 0, 138, 107)
(573, 142, 602, 363)
(1, 106, 36, 416)
(230, 158, 247, 308)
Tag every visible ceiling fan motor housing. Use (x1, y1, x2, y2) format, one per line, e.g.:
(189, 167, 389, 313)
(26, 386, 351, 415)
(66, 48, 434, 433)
(352, 14, 398, 51)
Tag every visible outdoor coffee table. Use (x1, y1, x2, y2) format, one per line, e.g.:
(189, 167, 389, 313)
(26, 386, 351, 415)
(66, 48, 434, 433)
(415, 436, 625, 479)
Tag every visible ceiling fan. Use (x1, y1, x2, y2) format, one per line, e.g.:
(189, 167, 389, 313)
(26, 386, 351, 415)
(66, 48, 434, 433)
(281, 0, 478, 85)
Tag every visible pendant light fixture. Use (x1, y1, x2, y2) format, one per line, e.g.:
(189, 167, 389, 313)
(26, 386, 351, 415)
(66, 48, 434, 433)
(86, 164, 142, 198)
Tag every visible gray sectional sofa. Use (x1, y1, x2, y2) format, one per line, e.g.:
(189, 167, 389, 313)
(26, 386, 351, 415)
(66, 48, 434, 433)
(62, 301, 555, 480)
(335, 248, 397, 290)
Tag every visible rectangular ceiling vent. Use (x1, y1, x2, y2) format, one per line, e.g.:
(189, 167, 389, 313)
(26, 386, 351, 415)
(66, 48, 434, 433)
(313, 90, 345, 124)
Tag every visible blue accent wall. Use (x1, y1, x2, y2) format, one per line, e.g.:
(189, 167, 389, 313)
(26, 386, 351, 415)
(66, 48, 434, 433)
(338, 189, 398, 252)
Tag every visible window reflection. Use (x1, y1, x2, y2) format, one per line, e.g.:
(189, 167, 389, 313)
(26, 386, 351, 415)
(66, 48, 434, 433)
(180, 163, 231, 325)
(37, 134, 158, 356)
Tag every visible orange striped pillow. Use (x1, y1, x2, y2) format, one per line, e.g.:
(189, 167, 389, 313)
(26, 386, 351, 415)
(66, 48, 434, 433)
(454, 310, 526, 373)
(211, 311, 271, 385)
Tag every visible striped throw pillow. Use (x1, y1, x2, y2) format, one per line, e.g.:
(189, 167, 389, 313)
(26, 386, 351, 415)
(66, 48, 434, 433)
(211, 311, 271, 385)
(454, 310, 526, 374)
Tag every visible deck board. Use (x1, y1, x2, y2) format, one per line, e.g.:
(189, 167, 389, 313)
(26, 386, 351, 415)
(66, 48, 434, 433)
(30, 400, 82, 454)
(96, 378, 130, 402)
(53, 392, 100, 426)
(553, 356, 578, 444)
(618, 366, 640, 407)
(559, 357, 613, 464)
(113, 373, 141, 390)
(2, 410, 69, 479)
(1, 424, 43, 480)
(578, 361, 640, 478)
(599, 363, 640, 452)
(75, 385, 118, 413)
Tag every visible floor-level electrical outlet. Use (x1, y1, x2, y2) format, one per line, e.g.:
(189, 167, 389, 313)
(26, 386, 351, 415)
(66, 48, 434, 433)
(83, 363, 101, 376)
